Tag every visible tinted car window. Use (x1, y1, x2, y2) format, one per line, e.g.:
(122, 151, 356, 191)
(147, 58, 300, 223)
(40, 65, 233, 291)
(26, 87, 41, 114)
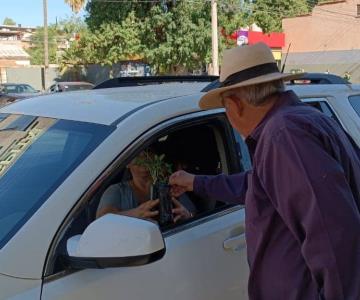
(0, 114, 114, 248)
(349, 95, 360, 118)
(3, 84, 36, 94)
(60, 84, 93, 92)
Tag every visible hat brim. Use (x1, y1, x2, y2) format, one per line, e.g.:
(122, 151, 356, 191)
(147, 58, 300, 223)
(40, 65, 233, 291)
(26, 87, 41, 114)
(199, 72, 305, 109)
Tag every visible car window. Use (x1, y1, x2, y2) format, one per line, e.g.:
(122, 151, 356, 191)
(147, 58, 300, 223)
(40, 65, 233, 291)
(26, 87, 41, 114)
(3, 85, 18, 93)
(304, 98, 341, 125)
(349, 95, 360, 118)
(232, 131, 252, 171)
(48, 85, 55, 92)
(0, 114, 114, 249)
(21, 84, 37, 93)
(62, 84, 93, 91)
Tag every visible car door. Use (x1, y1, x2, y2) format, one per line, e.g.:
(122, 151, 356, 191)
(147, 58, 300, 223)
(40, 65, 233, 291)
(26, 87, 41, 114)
(41, 112, 249, 300)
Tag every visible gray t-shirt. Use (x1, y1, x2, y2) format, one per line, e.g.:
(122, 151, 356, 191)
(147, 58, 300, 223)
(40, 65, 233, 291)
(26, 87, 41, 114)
(97, 182, 137, 213)
(97, 181, 196, 215)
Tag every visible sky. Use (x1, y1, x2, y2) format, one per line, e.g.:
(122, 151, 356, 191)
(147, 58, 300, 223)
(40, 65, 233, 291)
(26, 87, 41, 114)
(0, 0, 85, 28)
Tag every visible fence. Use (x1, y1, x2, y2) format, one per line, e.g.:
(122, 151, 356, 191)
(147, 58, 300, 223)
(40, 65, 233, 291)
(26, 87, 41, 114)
(0, 61, 151, 90)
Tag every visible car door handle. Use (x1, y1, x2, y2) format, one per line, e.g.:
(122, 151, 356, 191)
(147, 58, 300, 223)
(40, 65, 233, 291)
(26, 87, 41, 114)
(223, 234, 246, 252)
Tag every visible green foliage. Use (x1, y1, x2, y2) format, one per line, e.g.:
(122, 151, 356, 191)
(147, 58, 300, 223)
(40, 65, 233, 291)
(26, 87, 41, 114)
(61, 0, 314, 71)
(141, 2, 212, 73)
(61, 12, 142, 67)
(85, 1, 155, 31)
(134, 151, 172, 185)
(57, 15, 87, 38)
(3, 17, 16, 26)
(28, 26, 58, 65)
(252, 0, 310, 32)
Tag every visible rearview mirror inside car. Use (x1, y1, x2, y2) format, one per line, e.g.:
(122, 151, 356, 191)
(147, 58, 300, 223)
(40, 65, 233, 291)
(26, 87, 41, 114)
(65, 214, 165, 269)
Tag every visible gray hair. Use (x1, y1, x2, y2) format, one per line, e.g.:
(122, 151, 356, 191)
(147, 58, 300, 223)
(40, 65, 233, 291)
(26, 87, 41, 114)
(224, 80, 285, 106)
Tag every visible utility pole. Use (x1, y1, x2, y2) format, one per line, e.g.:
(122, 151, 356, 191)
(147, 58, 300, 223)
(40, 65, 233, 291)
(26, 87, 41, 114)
(211, 0, 219, 76)
(43, 0, 49, 90)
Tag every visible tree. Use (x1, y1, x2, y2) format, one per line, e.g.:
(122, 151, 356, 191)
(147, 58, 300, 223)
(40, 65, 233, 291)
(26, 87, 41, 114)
(252, 0, 310, 32)
(65, 0, 86, 13)
(85, 1, 155, 31)
(61, 12, 142, 67)
(57, 15, 87, 39)
(62, 0, 312, 73)
(28, 25, 58, 65)
(141, 2, 212, 73)
(3, 17, 16, 26)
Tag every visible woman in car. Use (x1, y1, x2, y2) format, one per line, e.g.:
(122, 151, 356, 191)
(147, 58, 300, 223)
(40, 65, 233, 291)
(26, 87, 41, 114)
(96, 150, 194, 222)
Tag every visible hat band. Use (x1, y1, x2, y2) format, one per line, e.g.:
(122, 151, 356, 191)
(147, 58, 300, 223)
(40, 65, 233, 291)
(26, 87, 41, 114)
(219, 62, 279, 87)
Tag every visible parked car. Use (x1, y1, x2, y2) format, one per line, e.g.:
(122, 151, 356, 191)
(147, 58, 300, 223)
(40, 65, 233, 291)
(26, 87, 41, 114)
(0, 80, 359, 300)
(47, 81, 94, 93)
(0, 83, 41, 99)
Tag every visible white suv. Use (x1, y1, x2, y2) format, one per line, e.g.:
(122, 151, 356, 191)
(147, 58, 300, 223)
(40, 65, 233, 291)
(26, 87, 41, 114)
(0, 82, 359, 300)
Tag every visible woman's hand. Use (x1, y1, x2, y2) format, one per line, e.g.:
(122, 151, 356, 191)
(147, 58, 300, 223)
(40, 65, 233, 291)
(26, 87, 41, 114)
(172, 197, 192, 223)
(129, 199, 159, 220)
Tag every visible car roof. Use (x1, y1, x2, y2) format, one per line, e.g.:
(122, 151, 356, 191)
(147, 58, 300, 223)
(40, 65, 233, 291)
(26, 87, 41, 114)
(1, 83, 31, 86)
(0, 82, 208, 125)
(57, 81, 94, 86)
(1, 82, 360, 126)
(289, 83, 360, 96)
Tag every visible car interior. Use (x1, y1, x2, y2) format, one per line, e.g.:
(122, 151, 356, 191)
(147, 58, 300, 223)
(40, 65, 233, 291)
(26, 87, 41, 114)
(87, 121, 233, 225)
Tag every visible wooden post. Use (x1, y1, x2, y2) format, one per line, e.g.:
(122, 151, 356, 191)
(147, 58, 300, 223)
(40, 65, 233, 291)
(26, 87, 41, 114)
(211, 0, 219, 76)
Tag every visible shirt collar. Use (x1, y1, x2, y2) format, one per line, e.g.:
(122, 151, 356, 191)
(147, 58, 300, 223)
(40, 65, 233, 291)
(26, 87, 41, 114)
(246, 90, 301, 144)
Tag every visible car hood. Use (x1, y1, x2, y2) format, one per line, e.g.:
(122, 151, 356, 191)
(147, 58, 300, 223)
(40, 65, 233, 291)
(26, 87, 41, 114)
(0, 273, 41, 299)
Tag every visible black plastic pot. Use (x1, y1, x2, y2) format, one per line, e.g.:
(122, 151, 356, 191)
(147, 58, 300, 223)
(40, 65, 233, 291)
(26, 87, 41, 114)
(151, 182, 173, 226)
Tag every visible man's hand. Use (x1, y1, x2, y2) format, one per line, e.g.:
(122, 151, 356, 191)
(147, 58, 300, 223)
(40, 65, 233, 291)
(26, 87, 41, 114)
(130, 199, 159, 220)
(169, 170, 195, 197)
(172, 197, 192, 223)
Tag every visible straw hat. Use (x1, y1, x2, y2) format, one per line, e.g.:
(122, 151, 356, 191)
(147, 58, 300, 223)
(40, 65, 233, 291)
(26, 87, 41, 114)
(199, 42, 304, 109)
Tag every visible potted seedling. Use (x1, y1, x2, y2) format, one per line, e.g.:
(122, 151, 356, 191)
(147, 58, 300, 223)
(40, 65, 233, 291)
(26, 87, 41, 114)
(135, 151, 173, 225)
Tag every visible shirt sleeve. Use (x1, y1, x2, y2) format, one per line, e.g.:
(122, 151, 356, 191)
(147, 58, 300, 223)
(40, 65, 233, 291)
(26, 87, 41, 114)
(96, 184, 122, 212)
(193, 172, 249, 205)
(259, 126, 360, 300)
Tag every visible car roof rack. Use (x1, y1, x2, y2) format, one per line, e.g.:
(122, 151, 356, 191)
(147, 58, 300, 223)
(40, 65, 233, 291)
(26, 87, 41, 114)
(287, 73, 349, 85)
(93, 75, 220, 90)
(201, 73, 349, 92)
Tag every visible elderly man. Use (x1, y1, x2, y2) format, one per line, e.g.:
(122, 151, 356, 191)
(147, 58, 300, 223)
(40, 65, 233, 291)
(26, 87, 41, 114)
(169, 43, 360, 300)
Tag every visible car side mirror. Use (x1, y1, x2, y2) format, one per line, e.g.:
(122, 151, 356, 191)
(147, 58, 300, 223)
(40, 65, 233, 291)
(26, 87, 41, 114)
(65, 214, 165, 269)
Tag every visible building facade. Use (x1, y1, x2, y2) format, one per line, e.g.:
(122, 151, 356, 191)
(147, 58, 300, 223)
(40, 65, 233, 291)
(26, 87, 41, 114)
(282, 0, 360, 82)
(0, 25, 35, 70)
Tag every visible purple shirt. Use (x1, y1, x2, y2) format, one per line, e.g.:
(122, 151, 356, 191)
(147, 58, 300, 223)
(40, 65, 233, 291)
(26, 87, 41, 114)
(194, 91, 360, 300)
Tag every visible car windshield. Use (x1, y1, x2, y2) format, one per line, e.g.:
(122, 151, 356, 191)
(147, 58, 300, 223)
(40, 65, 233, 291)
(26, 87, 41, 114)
(3, 84, 37, 94)
(0, 113, 114, 248)
(62, 84, 93, 91)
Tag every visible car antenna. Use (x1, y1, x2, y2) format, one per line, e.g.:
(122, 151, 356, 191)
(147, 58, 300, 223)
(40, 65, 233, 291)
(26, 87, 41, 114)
(281, 42, 292, 73)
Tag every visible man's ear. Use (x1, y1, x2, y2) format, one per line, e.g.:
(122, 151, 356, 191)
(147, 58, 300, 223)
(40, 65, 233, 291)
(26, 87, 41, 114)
(227, 96, 244, 117)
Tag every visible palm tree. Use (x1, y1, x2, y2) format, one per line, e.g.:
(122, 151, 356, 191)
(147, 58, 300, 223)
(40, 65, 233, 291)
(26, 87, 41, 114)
(65, 0, 86, 13)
